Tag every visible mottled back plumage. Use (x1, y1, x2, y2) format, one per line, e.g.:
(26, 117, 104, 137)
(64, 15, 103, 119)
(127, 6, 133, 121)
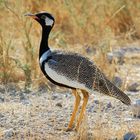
(44, 51, 131, 105)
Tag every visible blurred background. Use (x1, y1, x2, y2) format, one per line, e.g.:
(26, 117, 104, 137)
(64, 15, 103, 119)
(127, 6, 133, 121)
(0, 0, 140, 90)
(0, 1, 140, 139)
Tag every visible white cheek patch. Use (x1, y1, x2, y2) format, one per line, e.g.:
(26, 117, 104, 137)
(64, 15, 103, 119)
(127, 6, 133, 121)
(45, 17, 54, 26)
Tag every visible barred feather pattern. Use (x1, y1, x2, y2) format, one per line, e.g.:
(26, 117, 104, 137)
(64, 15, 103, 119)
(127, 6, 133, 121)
(92, 69, 131, 105)
(44, 50, 131, 105)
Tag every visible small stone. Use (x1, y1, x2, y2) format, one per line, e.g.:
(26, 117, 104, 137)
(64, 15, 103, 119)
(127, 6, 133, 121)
(94, 100, 99, 104)
(4, 128, 14, 139)
(132, 99, 140, 118)
(123, 132, 137, 140)
(127, 83, 139, 92)
(88, 105, 94, 113)
(107, 53, 113, 63)
(107, 50, 125, 64)
(6, 83, 19, 92)
(20, 93, 27, 101)
(0, 85, 5, 93)
(0, 97, 4, 103)
(21, 99, 31, 105)
(112, 76, 123, 88)
(106, 102, 112, 109)
(56, 103, 62, 107)
(38, 84, 48, 92)
(86, 46, 94, 54)
(0, 113, 5, 121)
(19, 93, 30, 105)
(52, 95, 58, 100)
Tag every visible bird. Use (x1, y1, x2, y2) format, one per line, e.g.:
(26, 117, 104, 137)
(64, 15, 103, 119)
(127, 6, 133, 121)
(25, 11, 131, 131)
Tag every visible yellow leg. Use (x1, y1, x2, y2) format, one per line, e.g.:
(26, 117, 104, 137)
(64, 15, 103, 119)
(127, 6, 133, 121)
(76, 90, 89, 130)
(66, 89, 81, 131)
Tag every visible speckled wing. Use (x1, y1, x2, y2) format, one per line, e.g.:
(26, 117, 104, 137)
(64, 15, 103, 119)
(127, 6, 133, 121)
(90, 66, 131, 105)
(44, 51, 131, 105)
(44, 51, 94, 90)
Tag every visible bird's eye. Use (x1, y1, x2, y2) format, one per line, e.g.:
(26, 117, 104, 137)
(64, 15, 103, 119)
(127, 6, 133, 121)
(41, 15, 46, 19)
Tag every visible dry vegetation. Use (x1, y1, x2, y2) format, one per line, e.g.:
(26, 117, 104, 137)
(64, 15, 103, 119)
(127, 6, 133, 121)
(0, 0, 140, 140)
(0, 0, 140, 87)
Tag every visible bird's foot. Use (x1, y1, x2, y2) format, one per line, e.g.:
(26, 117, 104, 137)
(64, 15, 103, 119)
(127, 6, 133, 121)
(65, 125, 75, 132)
(65, 127, 73, 132)
(74, 122, 82, 132)
(74, 126, 79, 132)
(66, 126, 79, 132)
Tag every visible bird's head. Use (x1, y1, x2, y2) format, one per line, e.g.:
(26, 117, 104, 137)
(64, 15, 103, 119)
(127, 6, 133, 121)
(25, 11, 55, 28)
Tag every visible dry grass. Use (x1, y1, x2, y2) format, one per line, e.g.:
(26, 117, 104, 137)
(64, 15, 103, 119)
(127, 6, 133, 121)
(0, 0, 140, 139)
(0, 0, 140, 86)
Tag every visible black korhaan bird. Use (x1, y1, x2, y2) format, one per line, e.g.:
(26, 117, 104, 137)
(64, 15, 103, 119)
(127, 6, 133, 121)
(25, 12, 131, 131)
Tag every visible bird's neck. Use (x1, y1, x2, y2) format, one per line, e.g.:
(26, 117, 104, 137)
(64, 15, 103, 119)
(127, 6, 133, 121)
(39, 26, 52, 58)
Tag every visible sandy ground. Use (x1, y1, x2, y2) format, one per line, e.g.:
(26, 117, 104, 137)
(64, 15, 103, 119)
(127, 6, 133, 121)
(0, 76, 140, 140)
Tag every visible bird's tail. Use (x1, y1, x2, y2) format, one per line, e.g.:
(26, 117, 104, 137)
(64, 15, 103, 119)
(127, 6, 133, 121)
(93, 74, 131, 105)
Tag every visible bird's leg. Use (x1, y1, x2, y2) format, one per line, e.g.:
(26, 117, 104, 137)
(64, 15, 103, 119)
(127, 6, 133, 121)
(76, 90, 89, 130)
(66, 89, 81, 131)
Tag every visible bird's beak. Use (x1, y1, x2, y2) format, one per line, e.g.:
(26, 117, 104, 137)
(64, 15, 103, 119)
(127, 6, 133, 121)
(24, 13, 39, 20)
